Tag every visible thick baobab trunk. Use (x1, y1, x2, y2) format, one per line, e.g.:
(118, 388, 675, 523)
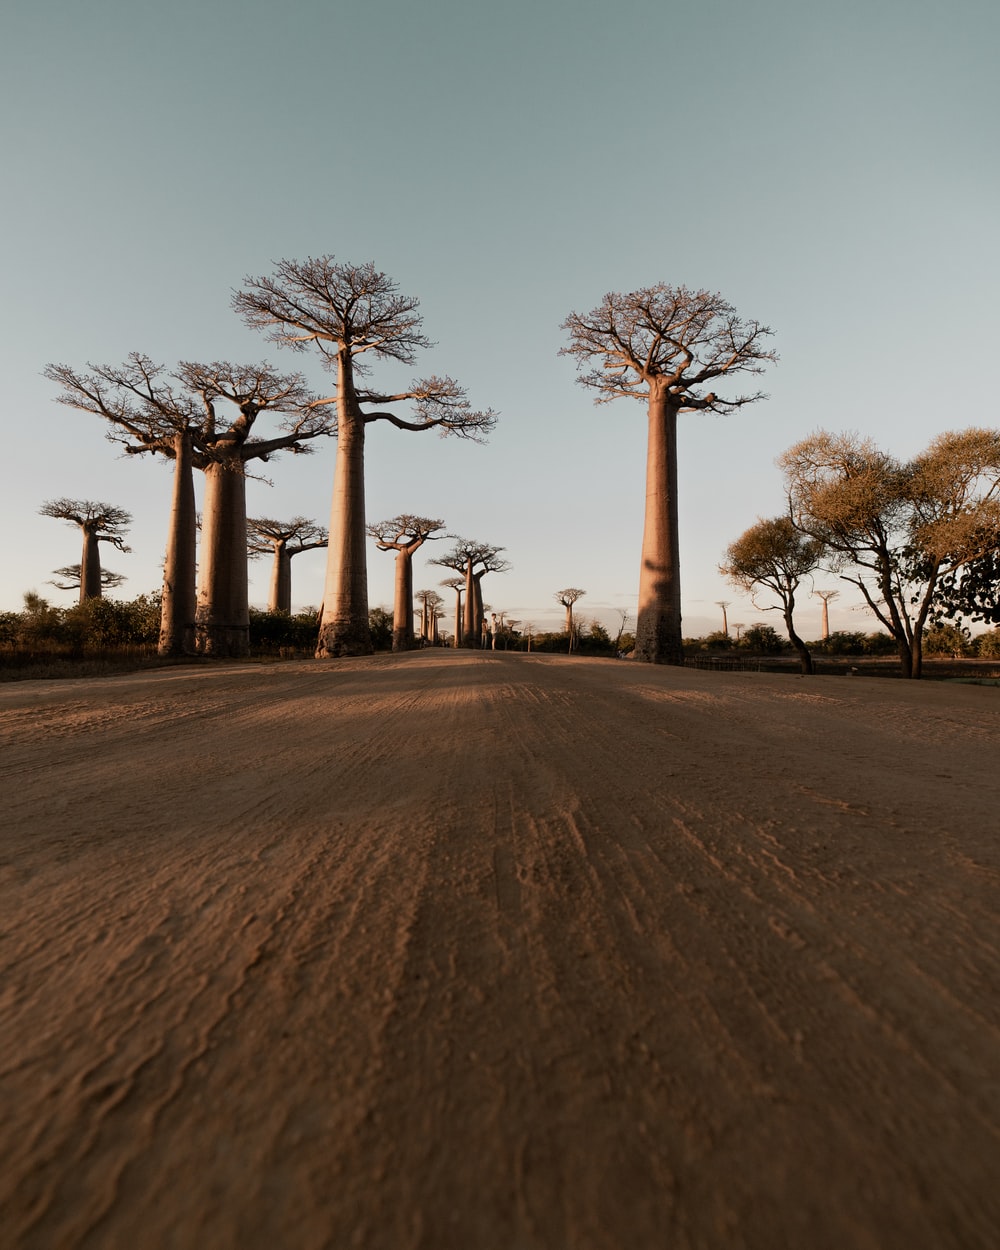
(318, 384, 372, 657)
(79, 527, 103, 603)
(472, 574, 486, 646)
(392, 550, 414, 652)
(462, 559, 477, 649)
(269, 542, 293, 615)
(633, 393, 683, 664)
(452, 587, 463, 647)
(196, 460, 250, 657)
(159, 432, 197, 656)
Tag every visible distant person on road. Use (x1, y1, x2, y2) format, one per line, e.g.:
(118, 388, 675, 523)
(490, 613, 499, 650)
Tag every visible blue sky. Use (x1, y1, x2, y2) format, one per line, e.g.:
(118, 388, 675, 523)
(2, 0, 997, 638)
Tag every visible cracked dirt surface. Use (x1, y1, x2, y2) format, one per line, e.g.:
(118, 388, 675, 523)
(2, 651, 999, 1249)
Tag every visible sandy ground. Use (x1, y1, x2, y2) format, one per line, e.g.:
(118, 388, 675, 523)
(2, 651, 999, 1250)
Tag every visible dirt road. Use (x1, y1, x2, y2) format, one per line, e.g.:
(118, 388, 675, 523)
(2, 652, 999, 1249)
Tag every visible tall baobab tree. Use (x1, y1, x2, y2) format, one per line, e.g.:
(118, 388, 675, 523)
(432, 538, 510, 649)
(40, 499, 131, 604)
(561, 285, 777, 664)
(715, 601, 731, 636)
(247, 517, 328, 614)
(368, 515, 445, 651)
(234, 257, 497, 658)
(554, 587, 586, 652)
(813, 589, 840, 639)
(178, 362, 324, 656)
(720, 516, 824, 675)
(440, 577, 464, 647)
(45, 356, 328, 657)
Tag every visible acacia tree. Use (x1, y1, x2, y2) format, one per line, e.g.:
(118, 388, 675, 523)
(234, 257, 497, 658)
(720, 516, 823, 674)
(368, 515, 445, 650)
(440, 577, 464, 647)
(431, 538, 510, 648)
(561, 285, 777, 664)
(40, 499, 131, 604)
(780, 428, 1000, 678)
(554, 587, 586, 652)
(247, 517, 328, 614)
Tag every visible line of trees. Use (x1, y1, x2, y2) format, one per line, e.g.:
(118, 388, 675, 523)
(721, 429, 1000, 677)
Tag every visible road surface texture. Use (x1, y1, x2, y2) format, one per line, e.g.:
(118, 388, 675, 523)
(2, 651, 999, 1249)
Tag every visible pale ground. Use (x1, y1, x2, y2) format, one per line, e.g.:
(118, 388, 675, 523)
(2, 651, 999, 1250)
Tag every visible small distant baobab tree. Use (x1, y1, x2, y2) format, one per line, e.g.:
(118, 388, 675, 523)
(720, 516, 824, 674)
(40, 499, 132, 604)
(414, 588, 444, 645)
(561, 285, 777, 664)
(715, 601, 731, 636)
(234, 256, 497, 658)
(555, 587, 586, 652)
(813, 589, 840, 639)
(368, 515, 445, 650)
(440, 577, 464, 647)
(247, 517, 328, 615)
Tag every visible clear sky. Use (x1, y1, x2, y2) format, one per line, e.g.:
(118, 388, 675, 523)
(2, 0, 997, 639)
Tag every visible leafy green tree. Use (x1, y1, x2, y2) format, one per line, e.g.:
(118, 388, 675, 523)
(721, 516, 823, 674)
(922, 622, 972, 657)
(741, 623, 786, 654)
(561, 285, 776, 664)
(781, 428, 1000, 678)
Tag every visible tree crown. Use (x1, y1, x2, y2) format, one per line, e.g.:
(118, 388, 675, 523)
(561, 284, 777, 411)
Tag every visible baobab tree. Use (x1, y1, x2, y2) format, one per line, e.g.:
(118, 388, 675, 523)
(234, 257, 497, 658)
(49, 565, 126, 595)
(813, 589, 840, 639)
(40, 499, 131, 604)
(554, 587, 586, 652)
(178, 362, 325, 655)
(368, 515, 445, 651)
(414, 588, 444, 644)
(720, 516, 824, 674)
(432, 538, 510, 649)
(561, 285, 777, 664)
(45, 356, 328, 657)
(247, 517, 328, 615)
(715, 601, 731, 636)
(440, 577, 464, 647)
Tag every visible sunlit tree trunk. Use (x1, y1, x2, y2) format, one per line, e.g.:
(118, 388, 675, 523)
(268, 541, 293, 614)
(159, 431, 197, 656)
(634, 391, 683, 664)
(197, 460, 249, 656)
(782, 592, 813, 675)
(318, 359, 372, 657)
(452, 585, 463, 647)
(392, 549, 415, 651)
(79, 527, 103, 603)
(462, 558, 476, 648)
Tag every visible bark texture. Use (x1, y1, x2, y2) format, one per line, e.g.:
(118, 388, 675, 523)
(633, 394, 683, 664)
